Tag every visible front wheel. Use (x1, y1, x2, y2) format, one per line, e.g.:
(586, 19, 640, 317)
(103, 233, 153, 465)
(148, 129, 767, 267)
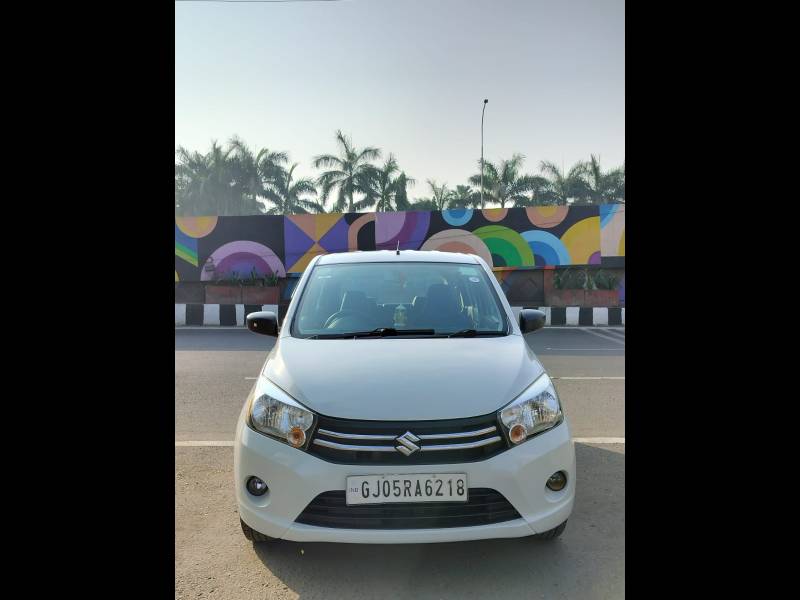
(533, 520, 567, 540)
(240, 518, 278, 543)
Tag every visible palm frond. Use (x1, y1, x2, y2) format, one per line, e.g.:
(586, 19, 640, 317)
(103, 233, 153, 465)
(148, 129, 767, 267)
(356, 146, 381, 163)
(313, 154, 344, 169)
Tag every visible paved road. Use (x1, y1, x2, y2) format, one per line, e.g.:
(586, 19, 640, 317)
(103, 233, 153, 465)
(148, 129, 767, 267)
(175, 328, 624, 599)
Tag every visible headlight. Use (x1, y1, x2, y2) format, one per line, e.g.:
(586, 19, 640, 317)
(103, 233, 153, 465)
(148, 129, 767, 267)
(498, 373, 562, 444)
(248, 377, 315, 448)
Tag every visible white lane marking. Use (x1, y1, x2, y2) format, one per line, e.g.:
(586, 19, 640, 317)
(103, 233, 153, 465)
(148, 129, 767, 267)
(176, 437, 624, 447)
(600, 329, 626, 341)
(554, 376, 625, 380)
(545, 347, 622, 351)
(581, 328, 626, 345)
(176, 327, 247, 331)
(244, 377, 258, 380)
(175, 441, 235, 447)
(547, 326, 625, 330)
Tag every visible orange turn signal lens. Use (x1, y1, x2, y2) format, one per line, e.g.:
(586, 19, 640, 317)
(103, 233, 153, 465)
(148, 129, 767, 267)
(287, 426, 306, 448)
(509, 423, 527, 444)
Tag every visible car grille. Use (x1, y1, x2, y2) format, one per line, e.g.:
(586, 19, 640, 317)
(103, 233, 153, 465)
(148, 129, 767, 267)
(307, 413, 508, 465)
(295, 488, 521, 529)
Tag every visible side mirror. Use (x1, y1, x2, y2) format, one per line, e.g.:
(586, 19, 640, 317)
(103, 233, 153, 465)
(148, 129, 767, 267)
(246, 311, 278, 336)
(519, 308, 546, 334)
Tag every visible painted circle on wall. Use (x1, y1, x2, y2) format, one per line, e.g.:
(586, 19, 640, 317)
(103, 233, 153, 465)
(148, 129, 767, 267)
(176, 216, 219, 238)
(441, 208, 474, 226)
(201, 241, 286, 281)
(482, 208, 508, 222)
(525, 206, 569, 228)
(520, 230, 571, 266)
(420, 229, 493, 266)
(375, 211, 431, 250)
(560, 216, 601, 264)
(472, 225, 534, 267)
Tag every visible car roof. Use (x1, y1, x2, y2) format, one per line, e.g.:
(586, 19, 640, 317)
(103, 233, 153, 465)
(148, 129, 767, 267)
(316, 250, 481, 265)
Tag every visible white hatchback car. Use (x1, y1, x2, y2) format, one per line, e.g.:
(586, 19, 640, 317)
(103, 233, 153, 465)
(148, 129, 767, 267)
(235, 250, 575, 544)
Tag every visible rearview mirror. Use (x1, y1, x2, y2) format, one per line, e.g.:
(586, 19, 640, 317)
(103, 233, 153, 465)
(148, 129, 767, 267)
(246, 311, 278, 336)
(519, 308, 546, 334)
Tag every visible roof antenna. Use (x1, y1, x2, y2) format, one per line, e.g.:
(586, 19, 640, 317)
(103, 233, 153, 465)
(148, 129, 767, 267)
(396, 240, 400, 255)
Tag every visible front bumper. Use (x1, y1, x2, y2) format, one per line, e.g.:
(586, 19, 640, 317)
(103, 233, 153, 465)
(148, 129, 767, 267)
(234, 417, 575, 544)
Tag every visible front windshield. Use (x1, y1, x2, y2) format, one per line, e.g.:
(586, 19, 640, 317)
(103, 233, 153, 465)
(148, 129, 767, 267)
(291, 262, 508, 337)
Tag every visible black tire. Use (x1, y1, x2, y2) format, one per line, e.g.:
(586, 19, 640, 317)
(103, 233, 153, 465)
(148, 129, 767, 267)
(533, 520, 567, 540)
(240, 518, 277, 543)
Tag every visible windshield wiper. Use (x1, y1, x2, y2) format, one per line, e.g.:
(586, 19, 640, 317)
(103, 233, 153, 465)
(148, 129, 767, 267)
(305, 328, 435, 339)
(446, 329, 507, 338)
(350, 327, 435, 338)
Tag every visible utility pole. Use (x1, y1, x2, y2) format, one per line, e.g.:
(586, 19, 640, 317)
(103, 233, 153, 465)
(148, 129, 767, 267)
(480, 99, 488, 208)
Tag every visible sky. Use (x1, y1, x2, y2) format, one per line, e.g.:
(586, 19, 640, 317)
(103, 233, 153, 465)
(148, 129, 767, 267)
(175, 0, 624, 201)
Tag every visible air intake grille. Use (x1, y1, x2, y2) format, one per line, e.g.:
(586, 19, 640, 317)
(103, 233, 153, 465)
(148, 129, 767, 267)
(295, 488, 521, 529)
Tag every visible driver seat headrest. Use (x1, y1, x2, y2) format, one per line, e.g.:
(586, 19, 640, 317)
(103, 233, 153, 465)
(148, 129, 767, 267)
(340, 290, 370, 313)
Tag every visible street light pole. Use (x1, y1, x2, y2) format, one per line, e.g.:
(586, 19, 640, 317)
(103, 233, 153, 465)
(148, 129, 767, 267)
(481, 99, 488, 208)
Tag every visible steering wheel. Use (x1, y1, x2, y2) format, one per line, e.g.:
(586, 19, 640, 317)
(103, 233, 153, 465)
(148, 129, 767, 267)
(323, 310, 368, 329)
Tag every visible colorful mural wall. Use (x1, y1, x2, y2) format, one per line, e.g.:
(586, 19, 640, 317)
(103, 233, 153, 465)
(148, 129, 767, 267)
(175, 205, 625, 282)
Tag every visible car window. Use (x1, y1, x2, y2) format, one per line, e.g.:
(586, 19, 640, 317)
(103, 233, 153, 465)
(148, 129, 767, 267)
(291, 262, 507, 337)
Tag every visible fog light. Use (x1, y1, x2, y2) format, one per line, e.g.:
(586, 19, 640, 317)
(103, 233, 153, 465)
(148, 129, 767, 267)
(246, 476, 268, 496)
(546, 471, 567, 491)
(287, 426, 306, 448)
(509, 423, 527, 444)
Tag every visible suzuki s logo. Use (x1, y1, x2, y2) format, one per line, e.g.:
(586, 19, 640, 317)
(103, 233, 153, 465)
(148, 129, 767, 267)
(395, 431, 421, 456)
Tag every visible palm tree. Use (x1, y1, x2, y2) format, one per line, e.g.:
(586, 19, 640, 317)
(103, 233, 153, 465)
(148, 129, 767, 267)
(175, 147, 211, 215)
(615, 162, 625, 203)
(539, 160, 589, 205)
(175, 141, 240, 215)
(407, 198, 439, 211)
(449, 185, 478, 208)
(362, 154, 416, 212)
(426, 180, 456, 211)
(175, 138, 291, 216)
(228, 136, 289, 212)
(393, 171, 414, 211)
(262, 163, 325, 215)
(515, 175, 555, 207)
(313, 130, 381, 213)
(468, 154, 537, 208)
(582, 155, 625, 204)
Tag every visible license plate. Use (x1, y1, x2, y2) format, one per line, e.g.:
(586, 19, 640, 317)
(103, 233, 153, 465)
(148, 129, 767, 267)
(346, 474, 468, 505)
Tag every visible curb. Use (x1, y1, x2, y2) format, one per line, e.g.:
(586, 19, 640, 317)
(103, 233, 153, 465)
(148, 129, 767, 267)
(510, 306, 625, 327)
(175, 304, 624, 327)
(175, 304, 278, 327)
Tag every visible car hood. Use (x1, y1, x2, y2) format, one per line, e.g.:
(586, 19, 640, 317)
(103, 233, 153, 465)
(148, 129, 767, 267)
(262, 334, 544, 420)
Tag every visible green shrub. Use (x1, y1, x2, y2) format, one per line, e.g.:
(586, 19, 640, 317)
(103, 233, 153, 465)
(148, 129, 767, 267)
(590, 269, 619, 290)
(554, 268, 588, 290)
(554, 267, 620, 290)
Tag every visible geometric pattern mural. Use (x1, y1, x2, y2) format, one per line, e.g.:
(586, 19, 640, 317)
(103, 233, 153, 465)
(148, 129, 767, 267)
(175, 216, 219, 281)
(600, 204, 625, 257)
(284, 213, 350, 273)
(175, 205, 624, 281)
